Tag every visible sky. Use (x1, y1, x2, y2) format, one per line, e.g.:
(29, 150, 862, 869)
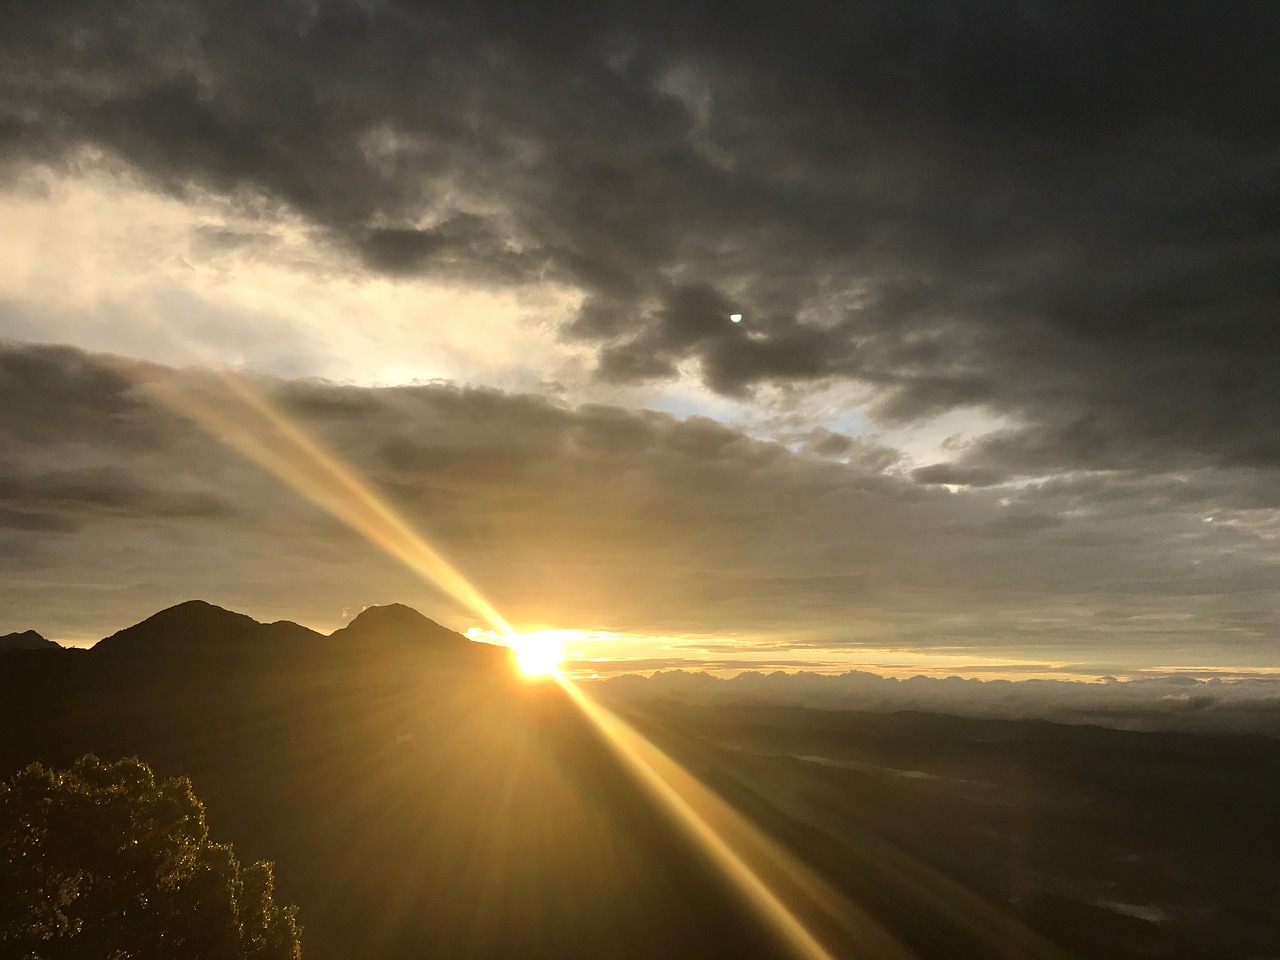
(1, 0, 1277, 677)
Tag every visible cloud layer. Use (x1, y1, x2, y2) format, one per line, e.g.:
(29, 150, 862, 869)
(4, 0, 1278, 485)
(1, 342, 1275, 673)
(2, 4, 1278, 672)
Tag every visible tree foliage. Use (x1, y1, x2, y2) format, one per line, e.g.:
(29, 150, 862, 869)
(0, 754, 301, 960)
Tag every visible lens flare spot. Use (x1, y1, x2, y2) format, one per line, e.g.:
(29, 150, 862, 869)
(511, 634, 562, 679)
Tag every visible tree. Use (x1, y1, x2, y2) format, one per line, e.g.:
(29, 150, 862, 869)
(0, 754, 301, 960)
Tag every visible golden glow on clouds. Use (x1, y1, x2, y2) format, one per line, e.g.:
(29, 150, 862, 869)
(0, 159, 1009, 461)
(0, 162, 582, 387)
(475, 627, 1120, 680)
(0, 164, 1077, 958)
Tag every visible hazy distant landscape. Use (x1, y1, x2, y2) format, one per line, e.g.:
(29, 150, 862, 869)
(5, 602, 1278, 959)
(600, 669, 1280, 737)
(610, 699, 1280, 959)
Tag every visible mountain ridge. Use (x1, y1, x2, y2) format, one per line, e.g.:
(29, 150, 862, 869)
(78, 599, 490, 661)
(0, 629, 60, 654)
(328, 602, 467, 648)
(91, 599, 324, 659)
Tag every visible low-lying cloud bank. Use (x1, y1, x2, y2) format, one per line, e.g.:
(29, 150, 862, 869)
(598, 669, 1280, 736)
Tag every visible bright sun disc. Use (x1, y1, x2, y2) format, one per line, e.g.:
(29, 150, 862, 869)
(511, 635, 562, 679)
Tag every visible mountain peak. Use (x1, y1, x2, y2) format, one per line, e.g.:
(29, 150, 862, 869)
(104, 600, 257, 638)
(0, 629, 60, 654)
(152, 599, 255, 623)
(329, 604, 472, 650)
(93, 600, 322, 658)
(346, 603, 435, 629)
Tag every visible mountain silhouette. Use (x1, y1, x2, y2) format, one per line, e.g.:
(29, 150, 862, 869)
(0, 599, 789, 960)
(329, 603, 471, 647)
(0, 629, 60, 655)
(1, 600, 1276, 960)
(91, 600, 324, 661)
(65, 599, 509, 680)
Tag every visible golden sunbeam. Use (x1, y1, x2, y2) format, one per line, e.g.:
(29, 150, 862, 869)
(554, 677, 916, 960)
(142, 369, 513, 637)
(138, 364, 881, 959)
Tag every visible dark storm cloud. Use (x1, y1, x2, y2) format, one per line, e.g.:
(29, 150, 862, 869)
(0, 342, 150, 446)
(4, 1, 1278, 479)
(910, 463, 1003, 488)
(0, 466, 234, 520)
(1, 342, 1276, 668)
(0, 508, 79, 533)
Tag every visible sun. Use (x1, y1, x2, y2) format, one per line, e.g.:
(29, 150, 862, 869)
(510, 634, 562, 679)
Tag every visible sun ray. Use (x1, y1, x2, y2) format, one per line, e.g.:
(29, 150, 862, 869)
(552, 677, 923, 960)
(141, 369, 513, 637)
(137, 363, 897, 958)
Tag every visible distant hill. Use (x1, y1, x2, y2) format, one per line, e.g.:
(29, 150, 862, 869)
(328, 602, 472, 648)
(322, 603, 510, 671)
(0, 629, 60, 655)
(0, 598, 791, 960)
(91, 599, 325, 661)
(83, 599, 503, 668)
